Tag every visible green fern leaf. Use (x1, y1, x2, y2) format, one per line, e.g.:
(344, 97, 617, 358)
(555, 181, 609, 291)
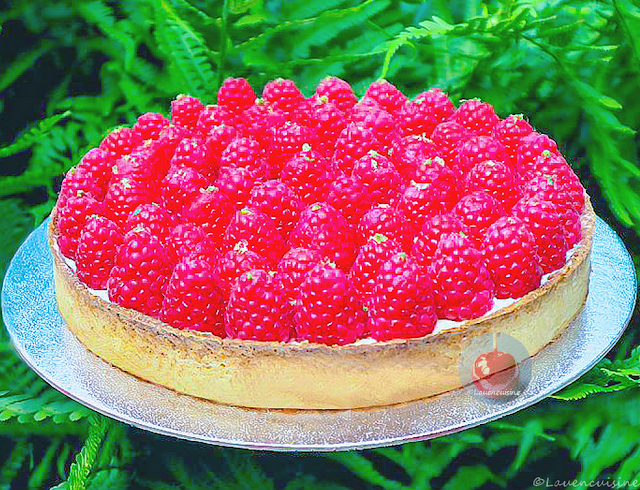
(0, 41, 53, 94)
(577, 422, 640, 482)
(0, 111, 71, 158)
(291, 0, 391, 59)
(28, 440, 61, 490)
(53, 414, 110, 490)
(551, 370, 637, 400)
(229, 0, 262, 15)
(0, 438, 30, 490)
(442, 465, 502, 490)
(154, 0, 217, 100)
(285, 0, 348, 21)
(324, 452, 410, 490)
(613, 0, 640, 73)
(167, 0, 217, 29)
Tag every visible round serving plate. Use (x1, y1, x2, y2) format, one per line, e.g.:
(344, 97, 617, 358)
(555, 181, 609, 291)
(1, 217, 637, 451)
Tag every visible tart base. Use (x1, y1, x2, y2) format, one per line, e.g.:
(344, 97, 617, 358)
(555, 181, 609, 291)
(49, 197, 596, 409)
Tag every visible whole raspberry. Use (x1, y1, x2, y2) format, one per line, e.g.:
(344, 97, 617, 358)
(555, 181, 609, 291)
(298, 97, 346, 157)
(240, 102, 287, 146)
(219, 136, 269, 178)
(281, 145, 336, 205)
(449, 98, 499, 136)
(216, 165, 262, 210)
(161, 165, 208, 215)
(124, 203, 177, 244)
(523, 174, 581, 246)
(294, 261, 366, 346)
(465, 159, 521, 211)
(349, 102, 399, 148)
(452, 135, 509, 175)
(315, 76, 358, 112)
(103, 178, 153, 228)
(195, 104, 237, 136)
(367, 253, 437, 341)
(133, 112, 169, 140)
(57, 167, 99, 210)
(170, 136, 214, 178)
(223, 208, 286, 266)
(398, 88, 455, 137)
(107, 227, 173, 318)
(530, 151, 585, 213)
(413, 156, 462, 211)
(170, 94, 205, 130)
(75, 148, 113, 201)
(431, 231, 495, 320)
(225, 270, 292, 341)
(332, 123, 385, 174)
(213, 241, 269, 298)
(56, 194, 103, 259)
(326, 174, 373, 226)
(183, 186, 235, 246)
(99, 126, 143, 158)
(76, 215, 123, 290)
(411, 213, 468, 269)
(512, 196, 569, 273)
(247, 179, 303, 239)
(391, 134, 439, 181)
(203, 124, 238, 172)
(482, 216, 543, 299)
(491, 114, 533, 158)
(153, 124, 194, 165)
(352, 151, 404, 206)
(357, 205, 412, 252)
(289, 203, 357, 271)
(397, 181, 447, 234)
(275, 247, 323, 304)
(111, 143, 168, 187)
(166, 222, 220, 267)
(262, 78, 305, 113)
(430, 121, 473, 162)
(363, 79, 407, 115)
(452, 191, 506, 245)
(350, 233, 403, 301)
(515, 131, 559, 178)
(160, 256, 225, 335)
(217, 77, 256, 114)
(268, 121, 315, 178)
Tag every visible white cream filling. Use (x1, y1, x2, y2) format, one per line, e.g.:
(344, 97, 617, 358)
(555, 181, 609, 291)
(55, 239, 578, 345)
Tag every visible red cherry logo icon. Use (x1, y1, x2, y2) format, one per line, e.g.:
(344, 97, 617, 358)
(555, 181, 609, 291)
(472, 346, 519, 399)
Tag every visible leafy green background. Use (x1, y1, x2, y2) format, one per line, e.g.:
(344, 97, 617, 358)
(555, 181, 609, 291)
(1, 0, 639, 488)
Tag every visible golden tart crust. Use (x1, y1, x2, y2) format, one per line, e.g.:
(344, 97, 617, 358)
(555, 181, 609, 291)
(48, 195, 596, 409)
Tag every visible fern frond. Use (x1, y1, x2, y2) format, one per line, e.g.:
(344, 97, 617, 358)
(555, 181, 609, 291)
(166, 0, 217, 29)
(285, 0, 347, 21)
(292, 0, 391, 59)
(0, 438, 30, 490)
(28, 439, 61, 490)
(154, 0, 217, 100)
(323, 452, 410, 490)
(551, 363, 638, 400)
(442, 465, 503, 490)
(0, 40, 53, 94)
(377, 5, 544, 78)
(0, 111, 70, 158)
(52, 414, 111, 490)
(577, 422, 640, 482)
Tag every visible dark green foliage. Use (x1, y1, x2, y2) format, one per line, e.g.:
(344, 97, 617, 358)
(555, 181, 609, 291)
(0, 0, 639, 488)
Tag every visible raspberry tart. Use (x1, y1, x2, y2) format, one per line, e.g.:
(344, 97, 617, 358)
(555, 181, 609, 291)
(49, 77, 596, 409)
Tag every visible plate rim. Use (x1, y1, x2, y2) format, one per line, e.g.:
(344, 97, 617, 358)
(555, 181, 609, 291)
(1, 216, 637, 451)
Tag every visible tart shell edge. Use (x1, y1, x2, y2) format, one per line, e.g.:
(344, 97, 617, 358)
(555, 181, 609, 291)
(48, 195, 596, 410)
